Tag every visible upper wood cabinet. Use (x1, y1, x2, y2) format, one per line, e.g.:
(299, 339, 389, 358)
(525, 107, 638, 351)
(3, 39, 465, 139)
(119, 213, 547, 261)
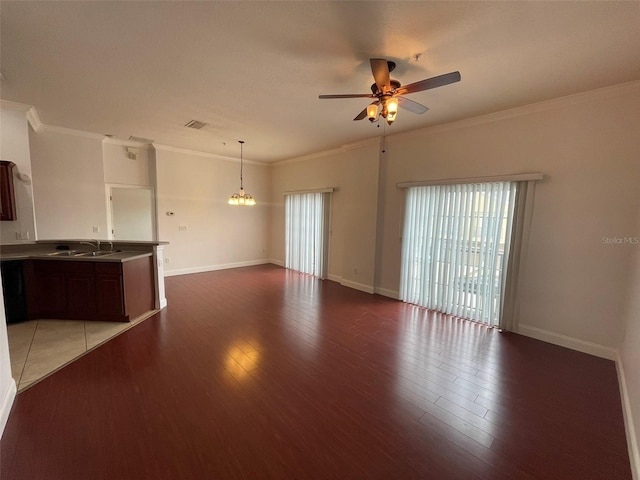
(0, 160, 17, 221)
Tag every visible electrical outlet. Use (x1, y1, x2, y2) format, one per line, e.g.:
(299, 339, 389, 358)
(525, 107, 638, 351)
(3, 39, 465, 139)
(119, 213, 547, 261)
(353, 268, 358, 274)
(93, 226, 100, 233)
(15, 232, 30, 240)
(165, 257, 170, 264)
(178, 225, 187, 231)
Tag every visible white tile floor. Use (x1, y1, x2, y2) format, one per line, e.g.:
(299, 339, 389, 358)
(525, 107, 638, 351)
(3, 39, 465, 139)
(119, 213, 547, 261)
(7, 311, 157, 391)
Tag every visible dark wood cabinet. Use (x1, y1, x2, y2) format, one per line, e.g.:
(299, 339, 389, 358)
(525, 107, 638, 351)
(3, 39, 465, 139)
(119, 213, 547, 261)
(27, 260, 98, 319)
(66, 273, 96, 319)
(0, 161, 17, 221)
(122, 256, 155, 320)
(95, 263, 126, 321)
(25, 256, 154, 322)
(33, 271, 67, 318)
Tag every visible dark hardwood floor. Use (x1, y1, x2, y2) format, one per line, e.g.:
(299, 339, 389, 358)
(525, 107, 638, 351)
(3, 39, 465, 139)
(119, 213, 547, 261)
(1, 264, 632, 479)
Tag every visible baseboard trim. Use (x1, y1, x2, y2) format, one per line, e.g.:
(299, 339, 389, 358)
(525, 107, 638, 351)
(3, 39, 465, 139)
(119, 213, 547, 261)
(616, 352, 640, 480)
(165, 259, 270, 277)
(374, 287, 400, 299)
(159, 298, 168, 309)
(268, 259, 284, 267)
(0, 379, 17, 439)
(327, 274, 342, 283)
(339, 279, 374, 294)
(517, 324, 617, 360)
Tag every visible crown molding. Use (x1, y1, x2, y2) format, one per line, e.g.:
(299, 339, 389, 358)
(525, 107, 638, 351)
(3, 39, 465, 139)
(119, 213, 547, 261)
(271, 137, 378, 167)
(0, 101, 43, 132)
(15, 105, 106, 140)
(405, 80, 640, 140)
(9, 79, 637, 168)
(38, 123, 105, 140)
(273, 80, 640, 167)
(102, 137, 153, 149)
(26, 107, 42, 131)
(339, 137, 379, 152)
(0, 99, 32, 112)
(153, 143, 266, 166)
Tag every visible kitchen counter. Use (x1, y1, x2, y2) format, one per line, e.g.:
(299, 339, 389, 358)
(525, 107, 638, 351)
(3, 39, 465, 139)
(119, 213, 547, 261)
(24, 254, 156, 322)
(0, 252, 31, 260)
(1, 250, 151, 263)
(28, 251, 153, 263)
(1, 238, 168, 313)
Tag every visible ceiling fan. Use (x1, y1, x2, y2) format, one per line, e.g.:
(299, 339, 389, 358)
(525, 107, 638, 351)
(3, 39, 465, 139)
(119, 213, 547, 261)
(319, 58, 461, 125)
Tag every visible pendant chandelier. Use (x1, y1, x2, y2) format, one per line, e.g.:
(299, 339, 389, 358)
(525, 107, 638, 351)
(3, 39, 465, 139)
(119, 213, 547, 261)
(228, 140, 256, 206)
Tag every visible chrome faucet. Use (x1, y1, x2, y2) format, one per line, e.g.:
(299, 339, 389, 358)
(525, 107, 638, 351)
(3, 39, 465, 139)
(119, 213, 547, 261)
(80, 240, 101, 252)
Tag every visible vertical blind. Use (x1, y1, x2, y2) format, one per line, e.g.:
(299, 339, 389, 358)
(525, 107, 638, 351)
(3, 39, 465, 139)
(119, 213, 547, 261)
(400, 182, 517, 326)
(285, 192, 329, 278)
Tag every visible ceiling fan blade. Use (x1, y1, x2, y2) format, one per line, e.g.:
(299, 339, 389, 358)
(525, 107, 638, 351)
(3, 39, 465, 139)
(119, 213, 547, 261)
(353, 101, 380, 121)
(353, 108, 368, 121)
(396, 71, 461, 96)
(319, 94, 373, 99)
(370, 58, 390, 92)
(397, 97, 429, 114)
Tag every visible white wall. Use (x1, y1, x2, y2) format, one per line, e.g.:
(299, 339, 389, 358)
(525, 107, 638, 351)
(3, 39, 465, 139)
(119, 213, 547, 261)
(103, 141, 151, 186)
(0, 106, 36, 244)
(155, 147, 270, 275)
(620, 201, 640, 477)
(29, 129, 108, 239)
(270, 140, 380, 292)
(375, 83, 640, 351)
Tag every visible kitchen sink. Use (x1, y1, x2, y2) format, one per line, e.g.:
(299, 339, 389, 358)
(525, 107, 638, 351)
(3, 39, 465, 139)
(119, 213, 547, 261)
(47, 250, 78, 256)
(74, 250, 122, 257)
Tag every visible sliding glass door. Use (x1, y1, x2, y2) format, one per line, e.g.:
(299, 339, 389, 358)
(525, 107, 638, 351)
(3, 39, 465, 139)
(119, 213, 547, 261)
(400, 182, 517, 326)
(285, 192, 330, 279)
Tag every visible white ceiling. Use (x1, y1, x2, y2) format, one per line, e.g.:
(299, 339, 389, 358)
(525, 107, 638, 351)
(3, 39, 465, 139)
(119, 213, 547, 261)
(1, 1, 639, 163)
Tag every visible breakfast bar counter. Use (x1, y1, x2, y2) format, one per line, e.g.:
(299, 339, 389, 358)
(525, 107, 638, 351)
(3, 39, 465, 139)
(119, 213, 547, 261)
(1, 239, 168, 323)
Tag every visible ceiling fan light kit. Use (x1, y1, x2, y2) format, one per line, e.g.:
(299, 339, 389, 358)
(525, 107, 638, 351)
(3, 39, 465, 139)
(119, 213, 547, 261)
(366, 104, 378, 122)
(319, 58, 461, 126)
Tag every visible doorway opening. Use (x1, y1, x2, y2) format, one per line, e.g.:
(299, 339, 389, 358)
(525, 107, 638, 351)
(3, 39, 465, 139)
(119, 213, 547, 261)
(106, 185, 156, 241)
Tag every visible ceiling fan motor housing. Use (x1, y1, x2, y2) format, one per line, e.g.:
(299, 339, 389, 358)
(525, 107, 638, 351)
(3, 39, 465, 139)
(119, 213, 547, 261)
(371, 79, 402, 95)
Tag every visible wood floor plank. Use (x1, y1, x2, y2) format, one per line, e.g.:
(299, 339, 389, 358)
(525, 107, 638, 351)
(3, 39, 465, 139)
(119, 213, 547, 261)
(0, 265, 632, 479)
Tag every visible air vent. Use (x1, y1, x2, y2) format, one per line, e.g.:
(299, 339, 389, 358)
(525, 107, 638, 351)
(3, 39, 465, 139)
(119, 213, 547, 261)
(185, 120, 208, 130)
(128, 136, 155, 144)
